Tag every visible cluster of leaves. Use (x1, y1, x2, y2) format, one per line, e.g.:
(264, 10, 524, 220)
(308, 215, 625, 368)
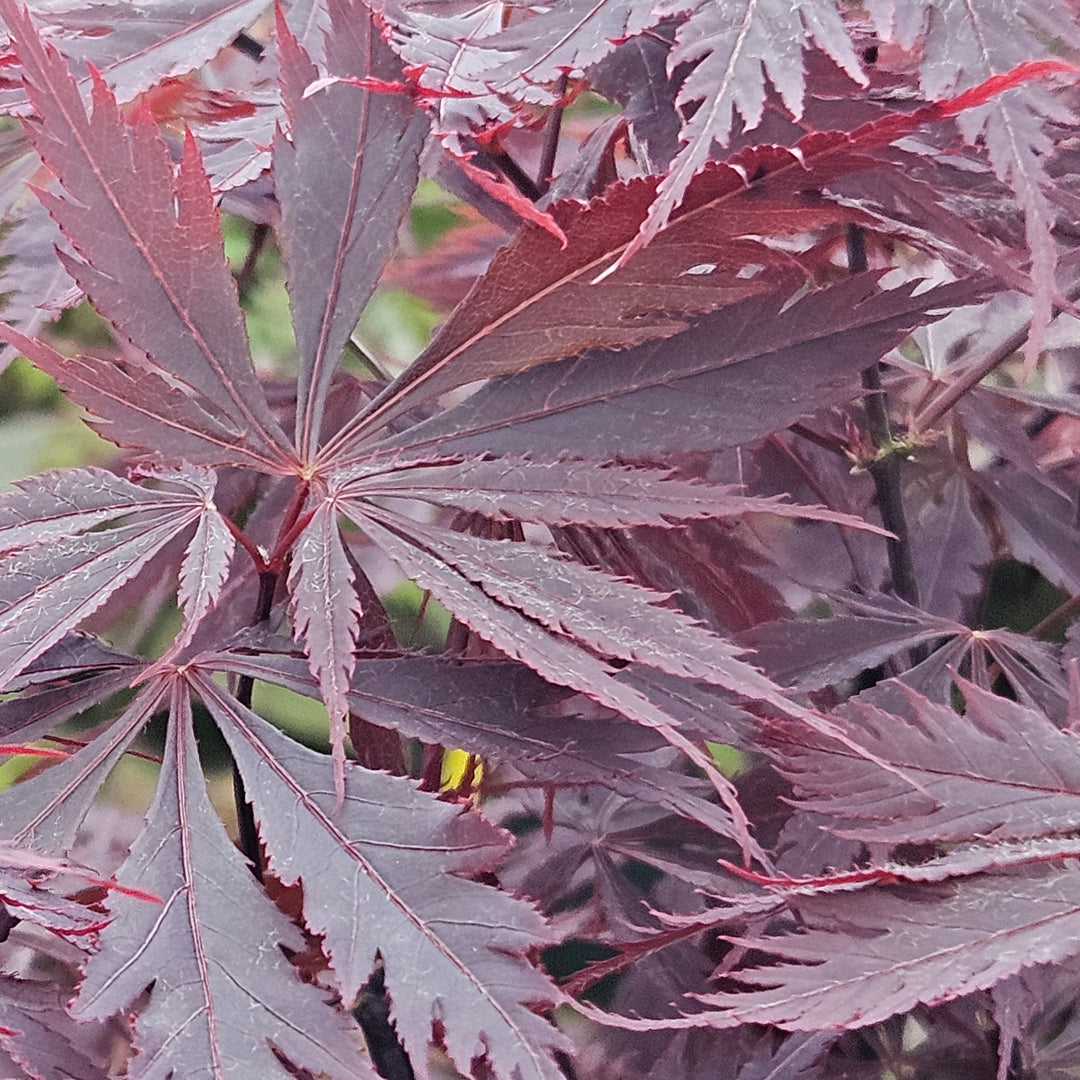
(2, 0, 1080, 1077)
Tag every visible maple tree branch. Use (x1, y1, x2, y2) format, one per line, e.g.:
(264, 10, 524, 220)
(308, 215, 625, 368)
(914, 277, 1080, 433)
(1026, 590, 1080, 640)
(849, 226, 921, 610)
(473, 143, 544, 202)
(913, 321, 1035, 434)
(230, 30, 265, 62)
(231, 569, 280, 882)
(235, 221, 270, 303)
(536, 73, 569, 195)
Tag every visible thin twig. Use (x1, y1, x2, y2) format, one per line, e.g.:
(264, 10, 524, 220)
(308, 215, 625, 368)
(536, 73, 569, 195)
(473, 143, 544, 202)
(235, 222, 270, 305)
(914, 278, 1080, 433)
(1027, 590, 1080, 641)
(849, 225, 921, 610)
(230, 30, 265, 62)
(232, 569, 279, 882)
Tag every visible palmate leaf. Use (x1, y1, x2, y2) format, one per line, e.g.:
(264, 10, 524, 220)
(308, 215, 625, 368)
(380, 0, 515, 150)
(330, 184, 789, 444)
(0, 0, 293, 472)
(0, 466, 232, 686)
(383, 274, 982, 463)
(208, 640, 738, 832)
(332, 80, 1006, 446)
(591, 838, 1080, 1032)
(0, 682, 163, 853)
(0, 0, 269, 106)
(0, 976, 111, 1080)
(332, 498, 920, 854)
(768, 679, 1080, 845)
(681, 868, 1080, 1031)
(908, 471, 991, 620)
(353, 514, 779, 700)
(287, 499, 361, 800)
(335, 455, 886, 532)
(328, 63, 1061, 449)
(338, 507, 774, 850)
(737, 593, 1068, 713)
(0, 637, 139, 746)
(866, 0, 1080, 356)
(464, 0, 663, 103)
(500, 786, 727, 935)
(734, 594, 964, 692)
(275, 0, 428, 458)
(71, 681, 373, 1080)
(190, 669, 569, 1080)
(0, 323, 282, 467)
(641, 0, 864, 245)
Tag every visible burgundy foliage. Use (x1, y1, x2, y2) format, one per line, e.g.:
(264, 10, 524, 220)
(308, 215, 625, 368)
(0, 0, 1079, 1077)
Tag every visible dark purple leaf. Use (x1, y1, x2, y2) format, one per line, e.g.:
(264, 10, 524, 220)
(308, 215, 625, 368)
(0, 658, 134, 743)
(867, 0, 1080, 357)
(970, 467, 1080, 593)
(349, 511, 780, 702)
(335, 65, 1056, 447)
(0, 863, 107, 944)
(275, 0, 428, 457)
(173, 492, 235, 652)
(734, 594, 964, 692)
(687, 869, 1080, 1030)
(337, 455, 883, 531)
(0, 0, 271, 106)
(639, 0, 865, 245)
(556, 519, 790, 635)
(590, 27, 682, 175)
(0, 324, 280, 466)
(381, 1, 514, 151)
(1, 1, 293, 470)
(909, 471, 992, 620)
(385, 275, 982, 462)
(193, 670, 569, 1080)
(465, 0, 664, 102)
(499, 786, 725, 934)
(0, 976, 110, 1080)
(287, 499, 361, 797)
(0, 196, 77, 353)
(0, 467, 231, 685)
(71, 682, 374, 1080)
(0, 683, 163, 853)
(770, 679, 1080, 844)
(208, 641, 735, 831)
(337, 181, 790, 443)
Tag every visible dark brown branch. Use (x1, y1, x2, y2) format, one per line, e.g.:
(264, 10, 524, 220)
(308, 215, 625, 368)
(230, 30, 265, 61)
(235, 221, 271, 305)
(231, 569, 279, 882)
(471, 144, 544, 202)
(848, 225, 921, 610)
(914, 277, 1080, 432)
(536, 74, 569, 195)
